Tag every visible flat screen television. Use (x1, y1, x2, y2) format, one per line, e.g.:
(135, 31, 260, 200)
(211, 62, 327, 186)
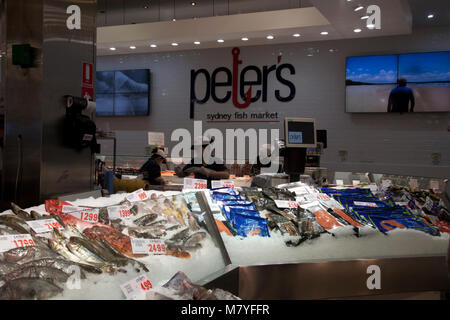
(96, 69, 150, 116)
(346, 51, 450, 113)
(284, 118, 317, 148)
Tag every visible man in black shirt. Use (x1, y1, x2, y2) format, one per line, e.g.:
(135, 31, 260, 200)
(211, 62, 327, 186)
(139, 149, 167, 185)
(387, 78, 415, 113)
(175, 137, 230, 188)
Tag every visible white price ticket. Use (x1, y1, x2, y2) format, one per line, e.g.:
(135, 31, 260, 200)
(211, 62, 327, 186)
(130, 238, 166, 255)
(26, 219, 64, 234)
(352, 180, 361, 186)
(184, 178, 207, 190)
(107, 206, 132, 220)
(353, 201, 378, 208)
(430, 180, 440, 192)
(62, 206, 99, 223)
(0, 234, 36, 253)
(211, 180, 235, 189)
(126, 189, 149, 203)
(336, 180, 344, 186)
(120, 275, 153, 300)
(274, 200, 300, 209)
(409, 179, 419, 190)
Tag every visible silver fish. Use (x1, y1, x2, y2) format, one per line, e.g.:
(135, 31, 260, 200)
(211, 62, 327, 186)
(2, 266, 70, 285)
(0, 278, 63, 300)
(183, 232, 206, 249)
(0, 261, 19, 276)
(187, 212, 200, 231)
(134, 213, 158, 226)
(20, 258, 87, 279)
(4, 246, 61, 264)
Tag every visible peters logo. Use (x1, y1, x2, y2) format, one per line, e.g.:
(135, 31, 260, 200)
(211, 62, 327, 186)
(190, 47, 296, 118)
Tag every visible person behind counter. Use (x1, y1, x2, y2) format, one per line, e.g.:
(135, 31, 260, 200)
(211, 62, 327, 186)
(139, 149, 168, 185)
(175, 136, 230, 187)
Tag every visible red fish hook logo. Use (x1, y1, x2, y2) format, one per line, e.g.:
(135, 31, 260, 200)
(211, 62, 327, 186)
(232, 47, 252, 108)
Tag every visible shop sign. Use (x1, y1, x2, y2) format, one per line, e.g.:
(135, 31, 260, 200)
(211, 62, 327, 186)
(190, 47, 296, 118)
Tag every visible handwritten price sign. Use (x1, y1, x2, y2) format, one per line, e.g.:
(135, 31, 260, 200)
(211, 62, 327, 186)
(107, 206, 132, 220)
(126, 189, 149, 203)
(184, 178, 208, 190)
(26, 218, 64, 234)
(131, 238, 166, 255)
(0, 234, 36, 253)
(120, 275, 153, 300)
(275, 200, 300, 209)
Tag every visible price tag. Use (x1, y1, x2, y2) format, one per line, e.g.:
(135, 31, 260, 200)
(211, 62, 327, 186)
(336, 180, 344, 186)
(409, 179, 419, 190)
(211, 180, 235, 189)
(62, 206, 99, 223)
(126, 189, 149, 203)
(0, 234, 35, 253)
(381, 180, 392, 189)
(274, 200, 300, 209)
(430, 180, 440, 192)
(130, 238, 166, 255)
(352, 180, 361, 186)
(26, 219, 64, 234)
(184, 178, 207, 190)
(120, 275, 153, 300)
(354, 201, 378, 208)
(107, 206, 132, 220)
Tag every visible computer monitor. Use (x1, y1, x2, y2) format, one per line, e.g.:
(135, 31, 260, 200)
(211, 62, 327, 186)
(284, 118, 317, 148)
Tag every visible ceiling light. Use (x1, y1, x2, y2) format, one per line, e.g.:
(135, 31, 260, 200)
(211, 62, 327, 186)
(171, 43, 178, 46)
(320, 31, 328, 35)
(307, 54, 313, 57)
(194, 41, 200, 45)
(172, 18, 176, 21)
(143, 5, 149, 9)
(109, 47, 116, 51)
(354, 28, 362, 33)
(129, 45, 136, 49)
(329, 49, 337, 53)
(427, 14, 435, 19)
(150, 44, 157, 48)
(217, 39, 224, 43)
(367, 24, 375, 29)
(191, 1, 196, 5)
(361, 15, 369, 20)
(293, 33, 301, 37)
(266, 35, 274, 40)
(241, 37, 249, 41)
(354, 6, 364, 11)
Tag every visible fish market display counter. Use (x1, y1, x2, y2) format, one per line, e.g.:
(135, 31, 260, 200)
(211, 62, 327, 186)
(0, 180, 449, 300)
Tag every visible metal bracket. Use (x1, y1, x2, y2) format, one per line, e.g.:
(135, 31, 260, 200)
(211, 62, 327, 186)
(196, 191, 232, 266)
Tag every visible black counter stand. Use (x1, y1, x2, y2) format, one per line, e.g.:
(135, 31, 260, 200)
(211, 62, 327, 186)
(284, 147, 307, 182)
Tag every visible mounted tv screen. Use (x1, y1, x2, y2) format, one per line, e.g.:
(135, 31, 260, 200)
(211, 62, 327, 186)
(96, 69, 150, 116)
(346, 51, 450, 113)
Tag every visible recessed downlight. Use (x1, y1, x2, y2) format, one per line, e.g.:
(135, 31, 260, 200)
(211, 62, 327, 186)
(241, 37, 249, 41)
(293, 33, 301, 37)
(367, 24, 375, 29)
(191, 2, 196, 6)
(427, 14, 435, 19)
(129, 45, 136, 49)
(320, 31, 329, 35)
(361, 15, 369, 20)
(266, 35, 274, 40)
(109, 47, 116, 51)
(354, 28, 362, 33)
(150, 44, 157, 48)
(194, 41, 201, 45)
(171, 43, 178, 46)
(217, 39, 224, 43)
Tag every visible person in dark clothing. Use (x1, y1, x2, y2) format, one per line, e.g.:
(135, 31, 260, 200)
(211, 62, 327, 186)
(139, 149, 167, 185)
(175, 136, 230, 188)
(387, 78, 415, 113)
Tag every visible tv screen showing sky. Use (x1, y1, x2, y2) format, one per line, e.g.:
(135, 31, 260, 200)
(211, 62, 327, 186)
(346, 51, 450, 113)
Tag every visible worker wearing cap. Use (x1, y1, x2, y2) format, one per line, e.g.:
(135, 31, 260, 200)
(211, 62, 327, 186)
(175, 136, 230, 188)
(139, 149, 167, 185)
